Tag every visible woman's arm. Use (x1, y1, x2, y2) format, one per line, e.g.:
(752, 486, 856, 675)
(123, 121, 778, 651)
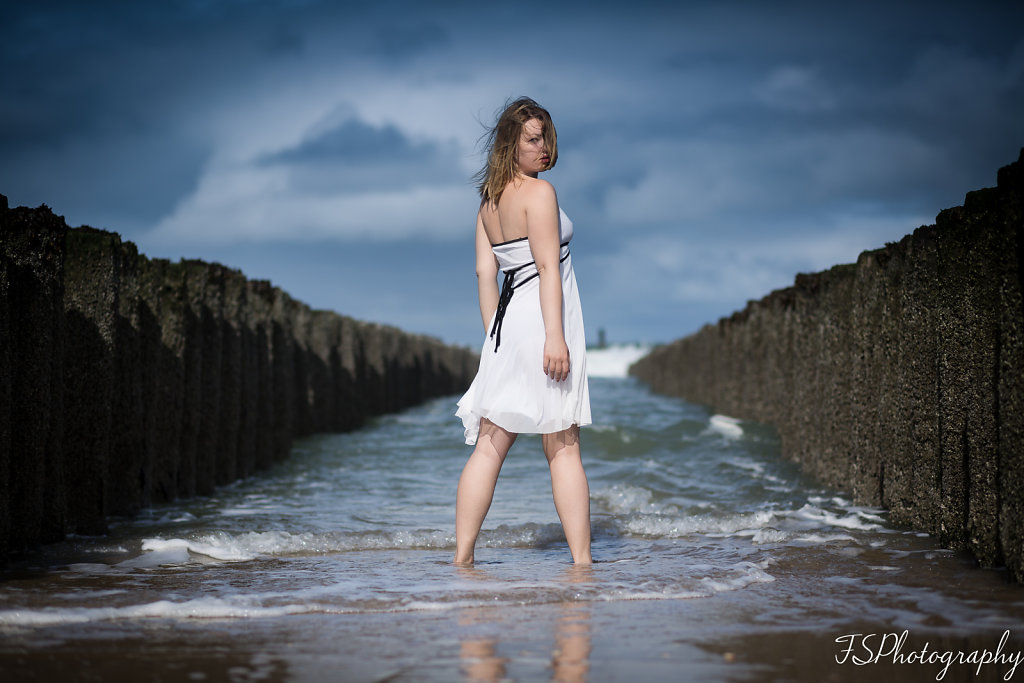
(524, 179, 570, 382)
(475, 211, 500, 332)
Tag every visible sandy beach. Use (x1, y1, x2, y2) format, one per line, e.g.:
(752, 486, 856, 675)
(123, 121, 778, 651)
(2, 570, 1021, 683)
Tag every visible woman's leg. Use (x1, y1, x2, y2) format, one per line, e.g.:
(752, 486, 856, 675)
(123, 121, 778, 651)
(542, 425, 592, 564)
(454, 418, 517, 565)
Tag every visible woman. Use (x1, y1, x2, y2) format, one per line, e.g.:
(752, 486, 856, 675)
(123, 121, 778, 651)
(455, 97, 592, 565)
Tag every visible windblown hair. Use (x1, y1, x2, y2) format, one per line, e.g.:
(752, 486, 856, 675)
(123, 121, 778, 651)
(475, 97, 558, 205)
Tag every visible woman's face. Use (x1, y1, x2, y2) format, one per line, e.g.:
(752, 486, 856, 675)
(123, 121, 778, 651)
(516, 118, 550, 176)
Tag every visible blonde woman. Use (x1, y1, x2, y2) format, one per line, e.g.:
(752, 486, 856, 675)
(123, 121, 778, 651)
(455, 98, 592, 565)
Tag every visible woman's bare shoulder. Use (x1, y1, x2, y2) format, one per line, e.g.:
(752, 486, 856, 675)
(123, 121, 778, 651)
(520, 177, 558, 207)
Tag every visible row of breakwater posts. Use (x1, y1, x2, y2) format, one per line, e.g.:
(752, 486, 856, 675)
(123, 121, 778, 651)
(630, 149, 1024, 582)
(0, 195, 479, 557)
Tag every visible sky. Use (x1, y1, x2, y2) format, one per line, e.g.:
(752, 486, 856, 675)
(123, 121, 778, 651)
(2, 1, 1022, 347)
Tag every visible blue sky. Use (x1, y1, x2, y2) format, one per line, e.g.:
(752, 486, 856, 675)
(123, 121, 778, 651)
(3, 1, 1022, 347)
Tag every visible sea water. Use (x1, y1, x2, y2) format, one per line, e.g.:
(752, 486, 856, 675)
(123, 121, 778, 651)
(1, 346, 1023, 682)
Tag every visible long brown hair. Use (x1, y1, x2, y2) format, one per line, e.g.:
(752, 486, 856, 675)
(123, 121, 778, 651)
(475, 97, 558, 205)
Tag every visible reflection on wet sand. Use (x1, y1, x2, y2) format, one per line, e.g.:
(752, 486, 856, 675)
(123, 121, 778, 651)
(459, 631, 509, 682)
(551, 603, 591, 682)
(457, 564, 594, 682)
(455, 565, 507, 682)
(552, 564, 593, 682)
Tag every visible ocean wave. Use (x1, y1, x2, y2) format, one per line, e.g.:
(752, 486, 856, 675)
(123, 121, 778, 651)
(590, 482, 885, 544)
(591, 484, 677, 516)
(43, 472, 892, 591)
(706, 414, 744, 440)
(121, 529, 456, 565)
(0, 556, 783, 630)
(95, 523, 577, 569)
(585, 344, 651, 378)
(105, 494, 886, 571)
(0, 597, 316, 628)
(0, 565, 773, 629)
(613, 506, 880, 542)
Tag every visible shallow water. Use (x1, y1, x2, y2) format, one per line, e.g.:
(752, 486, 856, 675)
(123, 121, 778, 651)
(2, 352, 1023, 682)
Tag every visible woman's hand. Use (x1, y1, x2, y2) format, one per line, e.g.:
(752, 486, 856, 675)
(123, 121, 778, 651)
(543, 334, 570, 382)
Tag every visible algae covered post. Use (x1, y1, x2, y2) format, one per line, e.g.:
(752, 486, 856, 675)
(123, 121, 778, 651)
(630, 149, 1024, 582)
(0, 195, 478, 556)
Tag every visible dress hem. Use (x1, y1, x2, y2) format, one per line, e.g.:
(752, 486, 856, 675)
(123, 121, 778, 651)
(456, 406, 593, 446)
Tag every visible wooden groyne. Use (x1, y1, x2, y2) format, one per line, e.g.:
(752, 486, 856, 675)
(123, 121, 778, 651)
(630, 149, 1024, 580)
(0, 197, 478, 554)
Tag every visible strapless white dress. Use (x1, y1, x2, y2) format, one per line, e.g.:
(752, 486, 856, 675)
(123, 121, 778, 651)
(456, 207, 591, 445)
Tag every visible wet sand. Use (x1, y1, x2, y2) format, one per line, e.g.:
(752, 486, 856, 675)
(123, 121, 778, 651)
(2, 558, 1021, 683)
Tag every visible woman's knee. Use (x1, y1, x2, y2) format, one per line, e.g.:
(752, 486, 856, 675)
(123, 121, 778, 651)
(543, 425, 581, 462)
(477, 418, 517, 460)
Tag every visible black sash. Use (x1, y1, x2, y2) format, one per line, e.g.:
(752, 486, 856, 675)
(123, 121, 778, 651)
(489, 243, 570, 352)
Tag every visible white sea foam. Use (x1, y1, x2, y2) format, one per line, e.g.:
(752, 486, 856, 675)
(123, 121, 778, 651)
(788, 503, 885, 531)
(102, 522, 628, 570)
(585, 344, 651, 378)
(120, 529, 459, 566)
(115, 543, 192, 568)
(595, 485, 887, 545)
(0, 597, 316, 628)
(592, 484, 676, 516)
(706, 414, 744, 439)
(0, 572, 772, 629)
(751, 528, 790, 544)
(91, 496, 883, 573)
(615, 510, 776, 538)
(600, 560, 775, 602)
(789, 533, 857, 544)
(143, 536, 258, 561)
(599, 589, 708, 601)
(698, 562, 776, 593)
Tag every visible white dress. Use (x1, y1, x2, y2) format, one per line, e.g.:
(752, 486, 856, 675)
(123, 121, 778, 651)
(456, 207, 592, 445)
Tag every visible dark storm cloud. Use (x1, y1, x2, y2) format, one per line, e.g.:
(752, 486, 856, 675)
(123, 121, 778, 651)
(1, 0, 1022, 344)
(267, 119, 436, 164)
(1, 1, 254, 228)
(0, 0, 463, 230)
(259, 116, 460, 194)
(0, 57, 212, 230)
